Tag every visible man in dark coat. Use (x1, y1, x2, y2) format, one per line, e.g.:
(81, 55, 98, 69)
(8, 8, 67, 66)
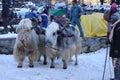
(109, 12, 120, 80)
(110, 17, 120, 58)
(103, 3, 118, 37)
(39, 9, 48, 28)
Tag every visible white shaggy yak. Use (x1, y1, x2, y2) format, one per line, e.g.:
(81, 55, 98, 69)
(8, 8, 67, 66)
(13, 18, 40, 68)
(45, 22, 82, 69)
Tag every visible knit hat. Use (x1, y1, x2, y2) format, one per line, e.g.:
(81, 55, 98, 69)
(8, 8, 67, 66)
(111, 3, 118, 9)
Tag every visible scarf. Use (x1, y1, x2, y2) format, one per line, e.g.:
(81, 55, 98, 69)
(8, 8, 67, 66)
(109, 19, 120, 42)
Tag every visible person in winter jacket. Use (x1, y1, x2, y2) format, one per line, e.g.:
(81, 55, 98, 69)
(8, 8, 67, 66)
(39, 9, 48, 28)
(70, 0, 84, 37)
(109, 11, 120, 80)
(104, 3, 118, 37)
(25, 7, 39, 28)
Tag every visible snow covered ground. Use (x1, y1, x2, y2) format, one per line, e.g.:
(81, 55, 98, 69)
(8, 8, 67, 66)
(0, 48, 114, 80)
(0, 32, 17, 38)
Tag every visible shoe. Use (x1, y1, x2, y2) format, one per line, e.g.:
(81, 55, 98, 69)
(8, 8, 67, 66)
(80, 34, 84, 37)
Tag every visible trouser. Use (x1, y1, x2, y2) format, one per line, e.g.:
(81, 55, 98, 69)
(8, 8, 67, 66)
(112, 58, 120, 80)
(3, 18, 9, 31)
(71, 19, 84, 37)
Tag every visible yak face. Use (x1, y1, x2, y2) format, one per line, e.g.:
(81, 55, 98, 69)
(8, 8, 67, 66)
(18, 29, 33, 48)
(56, 26, 77, 48)
(45, 22, 59, 47)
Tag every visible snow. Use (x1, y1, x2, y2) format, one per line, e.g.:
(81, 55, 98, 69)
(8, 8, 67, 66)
(0, 33, 17, 39)
(15, 8, 30, 18)
(0, 48, 114, 80)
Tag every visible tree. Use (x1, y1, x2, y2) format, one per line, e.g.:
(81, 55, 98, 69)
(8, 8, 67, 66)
(2, 0, 11, 32)
(100, 0, 104, 5)
(2, 0, 10, 18)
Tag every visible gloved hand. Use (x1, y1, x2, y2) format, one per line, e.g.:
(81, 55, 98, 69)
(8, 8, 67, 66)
(105, 38, 110, 44)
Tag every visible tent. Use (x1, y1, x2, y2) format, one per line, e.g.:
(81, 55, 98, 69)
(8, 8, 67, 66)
(50, 9, 66, 17)
(80, 13, 107, 37)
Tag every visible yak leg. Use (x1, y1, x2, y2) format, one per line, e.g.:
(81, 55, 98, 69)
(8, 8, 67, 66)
(62, 59, 67, 69)
(17, 54, 25, 68)
(28, 56, 34, 68)
(17, 60, 24, 68)
(37, 53, 41, 62)
(50, 58, 55, 68)
(43, 55, 47, 65)
(69, 55, 73, 62)
(74, 54, 78, 65)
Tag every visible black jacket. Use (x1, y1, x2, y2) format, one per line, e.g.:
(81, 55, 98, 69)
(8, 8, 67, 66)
(110, 22, 120, 58)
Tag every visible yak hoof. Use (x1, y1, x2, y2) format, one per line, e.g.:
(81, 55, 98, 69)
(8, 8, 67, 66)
(75, 63, 78, 65)
(17, 65, 22, 68)
(43, 62, 47, 65)
(50, 66, 55, 68)
(110, 78, 114, 80)
(37, 59, 41, 62)
(63, 67, 67, 69)
(29, 65, 34, 68)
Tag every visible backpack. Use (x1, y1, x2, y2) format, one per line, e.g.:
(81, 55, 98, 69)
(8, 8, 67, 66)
(103, 10, 110, 21)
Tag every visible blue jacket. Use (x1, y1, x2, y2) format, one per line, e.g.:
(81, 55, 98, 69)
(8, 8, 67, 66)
(40, 13, 48, 28)
(70, 5, 82, 20)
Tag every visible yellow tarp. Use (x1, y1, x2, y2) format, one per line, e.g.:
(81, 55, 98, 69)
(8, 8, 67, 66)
(78, 13, 107, 37)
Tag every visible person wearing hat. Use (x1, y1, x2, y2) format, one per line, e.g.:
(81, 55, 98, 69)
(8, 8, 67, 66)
(104, 3, 118, 37)
(70, 0, 84, 37)
(39, 9, 48, 28)
(107, 3, 120, 80)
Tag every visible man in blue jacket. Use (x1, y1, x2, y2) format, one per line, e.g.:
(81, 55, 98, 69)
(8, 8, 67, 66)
(39, 9, 48, 28)
(70, 0, 84, 37)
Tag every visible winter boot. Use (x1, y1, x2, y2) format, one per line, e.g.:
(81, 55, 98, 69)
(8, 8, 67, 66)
(114, 69, 120, 80)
